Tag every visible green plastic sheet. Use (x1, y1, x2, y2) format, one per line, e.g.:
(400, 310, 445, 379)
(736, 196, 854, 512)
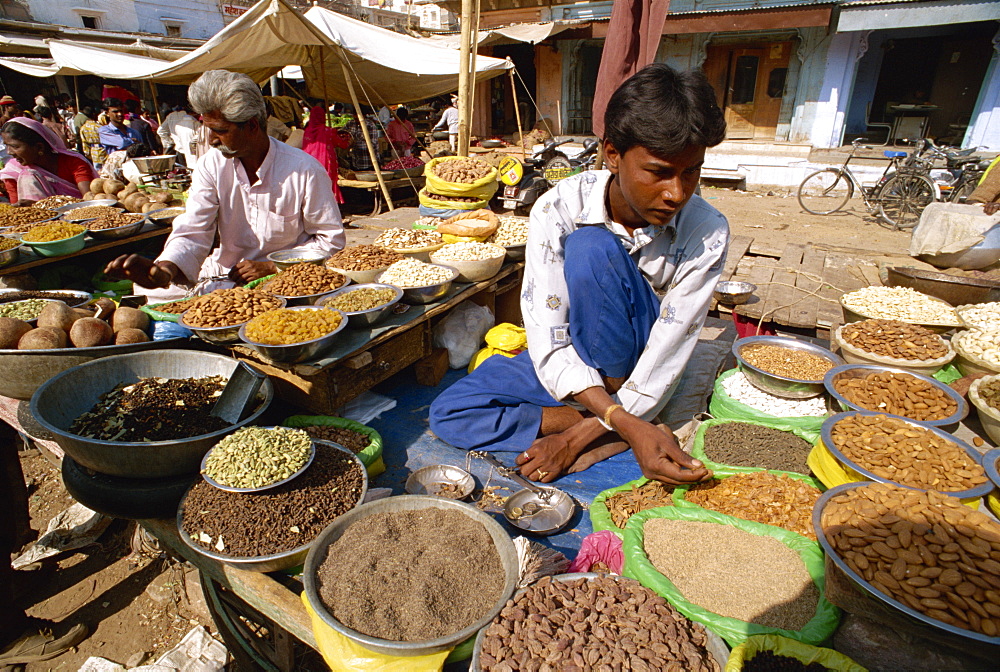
(281, 415, 383, 472)
(932, 363, 962, 385)
(709, 369, 826, 435)
(622, 506, 840, 647)
(590, 478, 677, 538)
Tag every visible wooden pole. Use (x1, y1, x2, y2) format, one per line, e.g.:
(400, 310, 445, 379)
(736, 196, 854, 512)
(150, 82, 162, 124)
(73, 76, 80, 112)
(467, 0, 480, 150)
(457, 0, 473, 156)
(340, 59, 394, 211)
(508, 64, 525, 162)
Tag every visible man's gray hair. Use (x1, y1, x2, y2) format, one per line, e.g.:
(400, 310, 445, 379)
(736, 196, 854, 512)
(188, 70, 266, 128)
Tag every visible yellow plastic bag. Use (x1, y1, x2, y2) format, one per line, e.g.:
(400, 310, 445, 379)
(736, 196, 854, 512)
(419, 188, 490, 211)
(302, 592, 452, 672)
(468, 324, 527, 373)
(726, 634, 866, 672)
(809, 440, 980, 507)
(424, 157, 499, 200)
(441, 233, 489, 244)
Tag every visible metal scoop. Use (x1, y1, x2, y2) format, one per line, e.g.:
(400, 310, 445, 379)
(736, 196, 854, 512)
(210, 362, 267, 424)
(471, 450, 554, 501)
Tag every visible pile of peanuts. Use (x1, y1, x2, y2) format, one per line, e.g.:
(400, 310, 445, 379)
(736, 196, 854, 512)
(326, 244, 403, 271)
(181, 288, 283, 328)
(244, 308, 342, 345)
(324, 287, 397, 313)
(840, 319, 949, 361)
(432, 242, 505, 261)
(85, 212, 144, 230)
(740, 343, 835, 380)
(489, 216, 529, 246)
(379, 258, 454, 288)
(63, 206, 122, 222)
(21, 222, 85, 242)
(821, 482, 1000, 636)
(262, 263, 347, 297)
(829, 413, 987, 492)
(373, 228, 443, 250)
(954, 329, 1000, 370)
(958, 302, 1000, 331)
(841, 287, 960, 325)
(832, 370, 958, 421)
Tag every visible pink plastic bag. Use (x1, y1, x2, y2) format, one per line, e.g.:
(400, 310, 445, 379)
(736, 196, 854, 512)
(568, 530, 624, 574)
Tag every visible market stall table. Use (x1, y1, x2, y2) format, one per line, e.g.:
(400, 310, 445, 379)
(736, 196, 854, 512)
(338, 175, 425, 216)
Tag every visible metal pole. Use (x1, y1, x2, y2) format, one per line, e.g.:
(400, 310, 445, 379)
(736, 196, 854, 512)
(457, 0, 473, 156)
(340, 60, 394, 211)
(508, 64, 525, 162)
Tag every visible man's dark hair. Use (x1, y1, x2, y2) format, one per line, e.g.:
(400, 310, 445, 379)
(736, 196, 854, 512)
(396, 107, 409, 121)
(604, 63, 726, 157)
(125, 99, 140, 113)
(81, 106, 96, 119)
(125, 142, 151, 159)
(36, 106, 53, 120)
(102, 97, 123, 110)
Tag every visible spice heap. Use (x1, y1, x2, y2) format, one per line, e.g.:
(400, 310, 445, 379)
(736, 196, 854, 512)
(833, 370, 957, 421)
(479, 576, 719, 671)
(841, 286, 960, 325)
(840, 319, 949, 360)
(0, 207, 56, 230)
(379, 258, 455, 288)
(0, 237, 19, 252)
(325, 287, 397, 313)
(429, 482, 466, 499)
(70, 376, 230, 441)
(181, 288, 282, 328)
(431, 157, 493, 183)
(33, 195, 81, 209)
(830, 413, 987, 491)
(0, 290, 86, 305)
(0, 299, 49, 321)
(821, 482, 1000, 636)
(644, 518, 819, 630)
(297, 425, 371, 454)
(721, 371, 828, 417)
(489, 216, 529, 246)
(373, 228, 443, 250)
(326, 244, 403, 271)
(702, 422, 813, 473)
(63, 205, 122, 222)
(244, 308, 342, 345)
(262, 263, 347, 297)
(317, 509, 505, 641)
(740, 343, 834, 380)
(958, 302, 1000, 331)
(684, 472, 821, 540)
(21, 222, 85, 242)
(203, 426, 313, 489)
(977, 378, 1000, 413)
(743, 652, 829, 672)
(605, 481, 676, 529)
(84, 212, 144, 230)
(433, 241, 505, 261)
(183, 441, 364, 556)
(955, 329, 1000, 370)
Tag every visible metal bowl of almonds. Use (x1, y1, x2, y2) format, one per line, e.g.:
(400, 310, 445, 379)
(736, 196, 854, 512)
(85, 212, 147, 240)
(733, 335, 844, 399)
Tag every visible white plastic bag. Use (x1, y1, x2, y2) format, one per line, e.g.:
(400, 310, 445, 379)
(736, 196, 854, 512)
(432, 301, 494, 369)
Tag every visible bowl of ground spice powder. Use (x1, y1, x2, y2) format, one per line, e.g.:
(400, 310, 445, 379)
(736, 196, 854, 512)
(303, 495, 519, 656)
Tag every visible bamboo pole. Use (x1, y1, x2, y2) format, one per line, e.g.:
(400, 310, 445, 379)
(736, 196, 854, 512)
(456, 0, 473, 156)
(508, 64, 525, 162)
(340, 60, 393, 211)
(467, 0, 479, 150)
(149, 82, 162, 125)
(73, 76, 80, 112)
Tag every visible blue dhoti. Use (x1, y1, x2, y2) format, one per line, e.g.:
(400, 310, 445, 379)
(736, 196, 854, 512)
(429, 227, 660, 452)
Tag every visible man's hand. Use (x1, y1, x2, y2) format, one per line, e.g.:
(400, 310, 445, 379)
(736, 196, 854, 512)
(614, 413, 710, 485)
(984, 202, 1000, 216)
(229, 259, 276, 285)
(104, 254, 174, 289)
(516, 433, 583, 484)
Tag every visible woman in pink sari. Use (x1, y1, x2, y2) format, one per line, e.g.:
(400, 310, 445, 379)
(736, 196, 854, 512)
(302, 105, 351, 203)
(0, 117, 96, 205)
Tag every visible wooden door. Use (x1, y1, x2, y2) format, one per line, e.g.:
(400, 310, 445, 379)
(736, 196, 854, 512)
(725, 48, 762, 139)
(703, 42, 793, 140)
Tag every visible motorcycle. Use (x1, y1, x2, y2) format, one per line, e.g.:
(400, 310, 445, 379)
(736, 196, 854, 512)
(498, 138, 600, 214)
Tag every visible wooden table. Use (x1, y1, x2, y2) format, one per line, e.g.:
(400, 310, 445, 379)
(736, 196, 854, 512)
(338, 176, 425, 216)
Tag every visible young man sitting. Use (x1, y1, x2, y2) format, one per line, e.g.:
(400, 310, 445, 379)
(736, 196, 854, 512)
(429, 63, 729, 486)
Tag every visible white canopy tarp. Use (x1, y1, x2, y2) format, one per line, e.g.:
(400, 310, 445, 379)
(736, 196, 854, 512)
(423, 22, 576, 50)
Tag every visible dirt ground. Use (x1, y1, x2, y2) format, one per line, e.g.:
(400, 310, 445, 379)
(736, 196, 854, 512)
(7, 186, 918, 670)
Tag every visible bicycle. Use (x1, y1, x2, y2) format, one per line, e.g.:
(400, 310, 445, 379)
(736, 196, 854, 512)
(797, 139, 937, 230)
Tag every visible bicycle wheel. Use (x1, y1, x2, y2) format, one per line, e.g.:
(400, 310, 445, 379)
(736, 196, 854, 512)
(949, 178, 978, 204)
(877, 172, 936, 230)
(798, 169, 854, 215)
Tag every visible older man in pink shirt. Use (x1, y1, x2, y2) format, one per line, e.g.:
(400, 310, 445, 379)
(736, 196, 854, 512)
(105, 70, 344, 300)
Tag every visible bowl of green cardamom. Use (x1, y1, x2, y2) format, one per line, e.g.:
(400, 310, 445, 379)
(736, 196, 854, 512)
(200, 426, 316, 493)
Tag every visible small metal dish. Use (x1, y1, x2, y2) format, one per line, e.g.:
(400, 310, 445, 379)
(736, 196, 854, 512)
(713, 280, 757, 306)
(502, 243, 526, 261)
(62, 206, 125, 223)
(405, 464, 475, 500)
(146, 206, 186, 226)
(86, 216, 146, 240)
(820, 411, 993, 499)
(0, 237, 22, 268)
(320, 283, 403, 328)
(267, 248, 328, 271)
(733, 335, 844, 399)
(824, 363, 968, 428)
(200, 431, 317, 493)
(984, 448, 1000, 490)
(378, 264, 460, 305)
(503, 487, 576, 535)
(237, 305, 347, 364)
(56, 199, 117, 213)
(480, 139, 504, 149)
